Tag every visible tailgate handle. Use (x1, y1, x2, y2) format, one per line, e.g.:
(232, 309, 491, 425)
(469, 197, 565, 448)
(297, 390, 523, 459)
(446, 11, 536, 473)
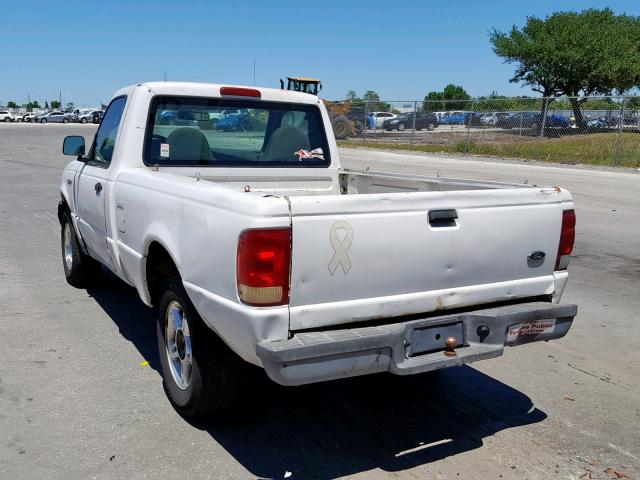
(429, 209, 458, 227)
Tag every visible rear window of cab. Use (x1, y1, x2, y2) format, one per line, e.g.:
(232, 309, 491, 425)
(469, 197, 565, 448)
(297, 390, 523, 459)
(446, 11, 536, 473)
(143, 96, 331, 168)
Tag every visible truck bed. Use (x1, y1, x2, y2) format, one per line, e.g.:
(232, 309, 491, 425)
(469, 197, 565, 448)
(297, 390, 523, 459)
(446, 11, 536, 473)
(169, 168, 532, 196)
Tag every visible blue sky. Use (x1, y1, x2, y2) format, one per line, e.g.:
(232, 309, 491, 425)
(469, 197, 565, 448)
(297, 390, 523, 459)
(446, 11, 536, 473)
(0, 0, 638, 106)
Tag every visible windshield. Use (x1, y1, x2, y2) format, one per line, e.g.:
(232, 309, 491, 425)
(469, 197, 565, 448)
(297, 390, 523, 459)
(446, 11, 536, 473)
(144, 96, 330, 167)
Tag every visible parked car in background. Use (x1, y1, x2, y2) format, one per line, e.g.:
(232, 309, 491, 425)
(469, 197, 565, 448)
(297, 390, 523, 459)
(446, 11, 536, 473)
(369, 111, 397, 128)
(463, 112, 484, 126)
(0, 111, 15, 122)
(437, 112, 451, 124)
(23, 112, 39, 123)
(547, 114, 571, 128)
(77, 110, 101, 124)
(12, 113, 28, 122)
(585, 115, 618, 129)
(439, 111, 466, 125)
(216, 110, 259, 131)
(383, 112, 438, 131)
(39, 111, 72, 123)
(497, 112, 570, 129)
(480, 112, 510, 126)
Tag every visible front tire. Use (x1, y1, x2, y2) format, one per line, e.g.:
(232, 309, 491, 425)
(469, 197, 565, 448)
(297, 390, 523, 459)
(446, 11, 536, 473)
(63, 118, 69, 124)
(81, 117, 87, 124)
(397, 122, 406, 131)
(41, 118, 47, 124)
(61, 212, 101, 288)
(157, 278, 245, 419)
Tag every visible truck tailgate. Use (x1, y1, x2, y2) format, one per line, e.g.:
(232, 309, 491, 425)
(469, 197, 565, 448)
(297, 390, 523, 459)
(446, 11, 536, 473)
(287, 187, 573, 331)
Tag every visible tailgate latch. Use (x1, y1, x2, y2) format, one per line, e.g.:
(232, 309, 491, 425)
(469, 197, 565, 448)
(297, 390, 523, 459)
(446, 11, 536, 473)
(428, 209, 458, 228)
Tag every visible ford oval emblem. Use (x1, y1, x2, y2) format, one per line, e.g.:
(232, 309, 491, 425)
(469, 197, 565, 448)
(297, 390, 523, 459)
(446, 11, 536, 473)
(527, 250, 546, 268)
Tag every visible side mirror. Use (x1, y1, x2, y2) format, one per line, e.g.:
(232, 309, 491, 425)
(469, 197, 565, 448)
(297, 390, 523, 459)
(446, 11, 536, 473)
(63, 135, 86, 158)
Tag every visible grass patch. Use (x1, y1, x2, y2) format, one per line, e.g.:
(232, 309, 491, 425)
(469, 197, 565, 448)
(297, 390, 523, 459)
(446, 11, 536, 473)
(339, 132, 640, 168)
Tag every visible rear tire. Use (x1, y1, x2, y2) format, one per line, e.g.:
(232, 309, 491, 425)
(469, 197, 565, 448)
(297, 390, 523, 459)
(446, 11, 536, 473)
(4, 117, 9, 123)
(63, 118, 69, 124)
(81, 117, 87, 124)
(157, 277, 246, 419)
(60, 212, 101, 288)
(41, 118, 47, 124)
(397, 123, 406, 131)
(427, 123, 435, 131)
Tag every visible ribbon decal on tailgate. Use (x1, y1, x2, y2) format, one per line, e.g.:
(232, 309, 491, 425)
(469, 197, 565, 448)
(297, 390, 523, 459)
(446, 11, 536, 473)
(328, 220, 353, 275)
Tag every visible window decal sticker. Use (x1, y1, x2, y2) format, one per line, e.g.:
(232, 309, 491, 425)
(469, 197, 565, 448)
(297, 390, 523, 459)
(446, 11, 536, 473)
(294, 148, 324, 161)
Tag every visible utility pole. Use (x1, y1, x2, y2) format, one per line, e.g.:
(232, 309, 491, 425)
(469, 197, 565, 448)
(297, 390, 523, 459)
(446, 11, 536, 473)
(253, 59, 256, 86)
(59, 90, 62, 108)
(164, 71, 167, 82)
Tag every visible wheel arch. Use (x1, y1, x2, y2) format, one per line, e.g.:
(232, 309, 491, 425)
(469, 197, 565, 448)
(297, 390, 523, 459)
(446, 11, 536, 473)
(143, 239, 181, 308)
(58, 193, 70, 224)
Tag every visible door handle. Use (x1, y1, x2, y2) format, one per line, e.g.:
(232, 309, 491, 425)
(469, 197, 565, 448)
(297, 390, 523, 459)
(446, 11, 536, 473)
(428, 209, 457, 227)
(94, 182, 102, 194)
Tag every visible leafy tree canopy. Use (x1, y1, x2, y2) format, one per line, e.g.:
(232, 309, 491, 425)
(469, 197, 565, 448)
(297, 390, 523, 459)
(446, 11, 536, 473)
(345, 90, 358, 101)
(423, 84, 471, 110)
(490, 8, 640, 125)
(349, 90, 389, 111)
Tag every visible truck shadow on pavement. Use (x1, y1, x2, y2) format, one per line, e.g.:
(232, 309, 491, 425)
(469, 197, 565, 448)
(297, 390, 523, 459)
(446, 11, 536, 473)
(88, 273, 547, 479)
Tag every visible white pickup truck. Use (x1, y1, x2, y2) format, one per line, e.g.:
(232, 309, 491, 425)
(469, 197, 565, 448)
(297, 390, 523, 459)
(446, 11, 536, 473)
(59, 82, 577, 419)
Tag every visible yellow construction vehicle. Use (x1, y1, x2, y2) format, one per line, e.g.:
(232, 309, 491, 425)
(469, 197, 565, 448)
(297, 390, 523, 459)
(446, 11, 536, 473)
(280, 76, 364, 139)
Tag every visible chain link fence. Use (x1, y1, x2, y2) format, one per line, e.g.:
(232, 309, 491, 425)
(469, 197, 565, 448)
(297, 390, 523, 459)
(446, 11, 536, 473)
(333, 96, 640, 168)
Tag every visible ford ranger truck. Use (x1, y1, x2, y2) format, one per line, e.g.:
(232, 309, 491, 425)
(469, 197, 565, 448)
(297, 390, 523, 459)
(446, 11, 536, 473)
(58, 82, 577, 419)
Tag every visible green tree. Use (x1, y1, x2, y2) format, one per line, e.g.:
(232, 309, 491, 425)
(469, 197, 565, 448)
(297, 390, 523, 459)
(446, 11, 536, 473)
(51, 100, 61, 109)
(345, 90, 358, 101)
(44, 101, 49, 109)
(7, 101, 18, 109)
(490, 8, 640, 128)
(362, 90, 389, 111)
(423, 84, 472, 111)
(66, 102, 75, 111)
(26, 101, 41, 111)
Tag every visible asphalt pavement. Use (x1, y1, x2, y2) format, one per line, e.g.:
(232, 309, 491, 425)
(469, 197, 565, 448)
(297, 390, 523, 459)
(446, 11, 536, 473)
(1, 124, 638, 480)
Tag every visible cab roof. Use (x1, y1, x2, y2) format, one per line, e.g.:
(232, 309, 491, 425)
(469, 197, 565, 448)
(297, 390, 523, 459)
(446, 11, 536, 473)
(113, 82, 321, 105)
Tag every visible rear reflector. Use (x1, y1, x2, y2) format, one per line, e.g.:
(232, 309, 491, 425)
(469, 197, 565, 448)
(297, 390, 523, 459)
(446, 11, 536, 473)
(220, 87, 261, 98)
(555, 209, 576, 270)
(237, 228, 291, 306)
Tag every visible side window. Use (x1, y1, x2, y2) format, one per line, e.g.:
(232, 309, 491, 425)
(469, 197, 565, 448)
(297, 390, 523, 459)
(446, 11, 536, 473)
(91, 97, 127, 168)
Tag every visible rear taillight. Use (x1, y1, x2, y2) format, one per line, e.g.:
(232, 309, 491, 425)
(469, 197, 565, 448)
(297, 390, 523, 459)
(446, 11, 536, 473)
(555, 209, 576, 270)
(237, 228, 291, 306)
